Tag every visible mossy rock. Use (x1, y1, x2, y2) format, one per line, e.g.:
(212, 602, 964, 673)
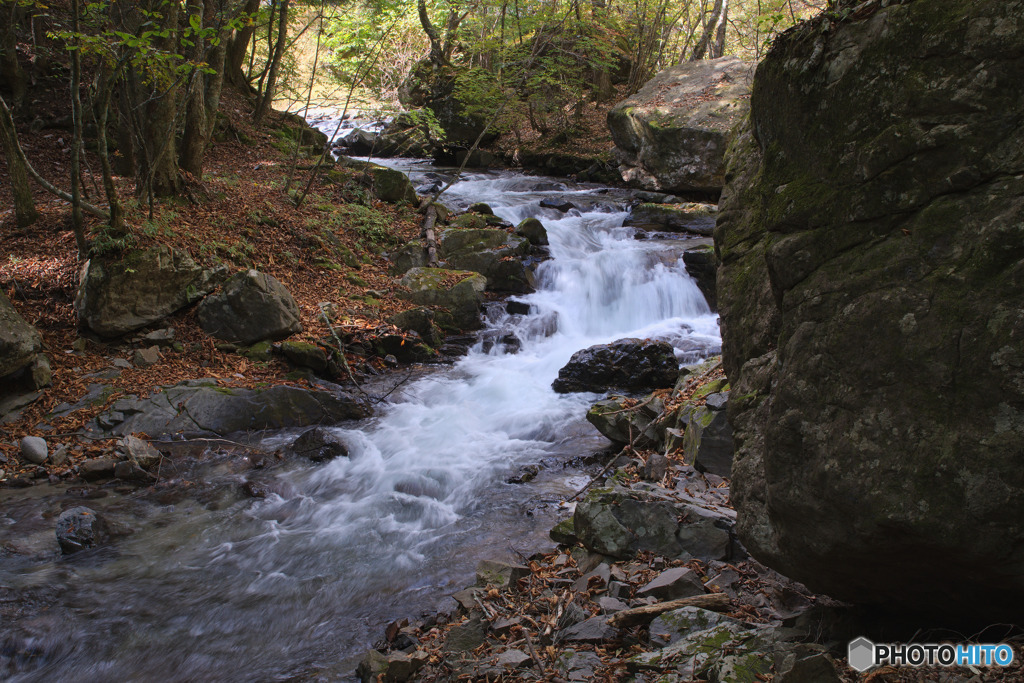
(398, 267, 486, 329)
(241, 341, 274, 363)
(515, 217, 549, 246)
(451, 213, 488, 230)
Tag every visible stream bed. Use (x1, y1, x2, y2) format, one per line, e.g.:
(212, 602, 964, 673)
(0, 162, 719, 681)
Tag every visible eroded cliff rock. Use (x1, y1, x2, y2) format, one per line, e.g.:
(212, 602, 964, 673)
(717, 0, 1024, 619)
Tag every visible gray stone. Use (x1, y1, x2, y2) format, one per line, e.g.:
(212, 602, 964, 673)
(355, 650, 388, 683)
(280, 341, 329, 373)
(143, 328, 175, 346)
(553, 649, 603, 681)
(0, 290, 43, 378)
(338, 157, 418, 204)
(515, 217, 549, 246)
(637, 567, 705, 601)
(444, 617, 487, 652)
(717, 0, 1024, 618)
(649, 606, 737, 647)
(26, 355, 52, 389)
(50, 446, 68, 467)
(553, 338, 678, 393)
(197, 270, 302, 345)
(438, 228, 533, 293)
(624, 202, 717, 235)
(586, 395, 663, 447)
(476, 559, 530, 588)
(291, 427, 349, 462)
(92, 382, 371, 438)
(704, 391, 728, 411)
(683, 245, 718, 311)
(132, 346, 161, 369)
(398, 268, 486, 330)
(680, 404, 734, 477)
(121, 435, 161, 469)
(496, 649, 531, 669)
(79, 457, 116, 481)
(557, 616, 619, 644)
(597, 596, 630, 614)
(112, 358, 132, 369)
(574, 488, 732, 561)
(75, 245, 224, 337)
(56, 506, 110, 554)
(643, 453, 670, 481)
(388, 241, 429, 276)
(20, 436, 47, 464)
(609, 57, 752, 194)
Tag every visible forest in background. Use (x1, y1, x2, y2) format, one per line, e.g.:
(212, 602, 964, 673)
(1, 0, 825, 262)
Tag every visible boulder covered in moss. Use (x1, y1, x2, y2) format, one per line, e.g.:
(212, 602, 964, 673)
(438, 228, 533, 292)
(75, 245, 225, 337)
(717, 0, 1024, 619)
(398, 267, 487, 330)
(608, 57, 752, 194)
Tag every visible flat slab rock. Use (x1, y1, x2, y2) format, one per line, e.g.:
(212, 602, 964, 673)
(87, 380, 372, 438)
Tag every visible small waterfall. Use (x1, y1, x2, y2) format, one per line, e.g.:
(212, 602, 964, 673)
(1, 162, 720, 682)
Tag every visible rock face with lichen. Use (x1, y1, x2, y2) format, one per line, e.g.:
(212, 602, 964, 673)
(716, 0, 1024, 619)
(608, 57, 752, 194)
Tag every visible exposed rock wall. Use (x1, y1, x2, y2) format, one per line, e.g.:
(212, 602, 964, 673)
(716, 0, 1024, 618)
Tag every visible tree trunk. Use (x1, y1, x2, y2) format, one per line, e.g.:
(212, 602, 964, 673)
(0, 94, 38, 227)
(0, 3, 27, 109)
(0, 93, 108, 220)
(180, 0, 208, 179)
(94, 69, 125, 236)
(711, 0, 729, 58)
(689, 0, 723, 61)
(254, 0, 289, 123)
(143, 0, 182, 196)
(70, 0, 87, 257)
(226, 0, 260, 87)
(418, 0, 447, 67)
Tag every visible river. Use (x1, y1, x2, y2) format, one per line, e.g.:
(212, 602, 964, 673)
(0, 161, 719, 681)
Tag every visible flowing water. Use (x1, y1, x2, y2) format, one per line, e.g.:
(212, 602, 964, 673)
(0, 162, 719, 681)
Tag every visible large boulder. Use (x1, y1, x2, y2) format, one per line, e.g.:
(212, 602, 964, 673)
(398, 268, 487, 330)
(89, 381, 372, 437)
(624, 202, 717, 235)
(717, 0, 1024, 620)
(438, 228, 533, 292)
(573, 487, 732, 561)
(197, 270, 302, 345)
(399, 60, 500, 146)
(337, 157, 418, 204)
(608, 57, 752, 194)
(74, 245, 224, 337)
(0, 289, 43, 378)
(375, 109, 443, 157)
(552, 338, 678, 393)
